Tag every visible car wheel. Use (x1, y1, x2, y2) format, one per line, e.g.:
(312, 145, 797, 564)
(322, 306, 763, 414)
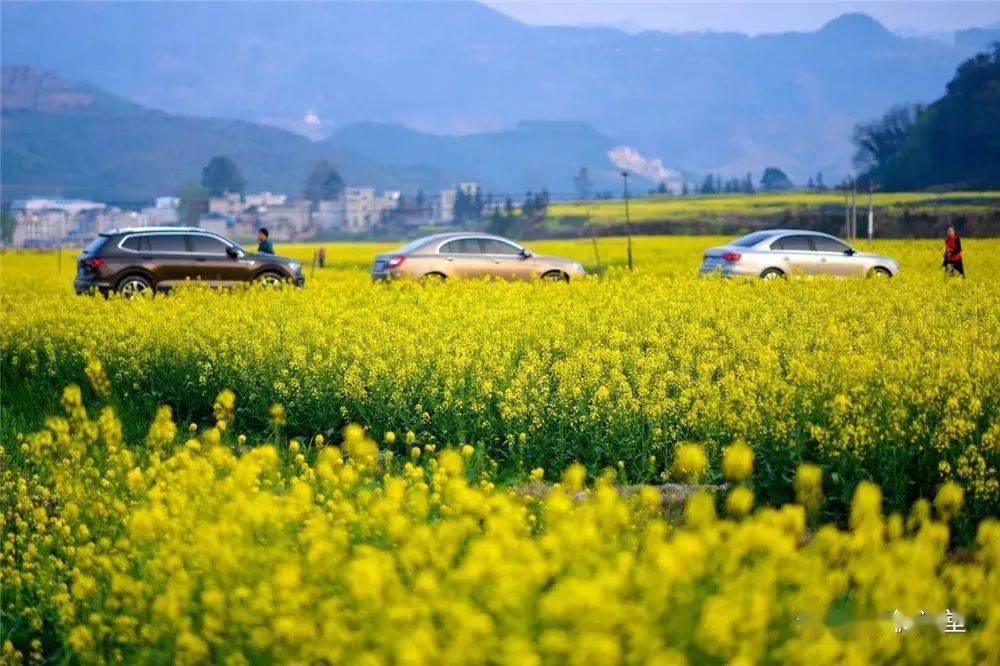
(541, 270, 569, 282)
(253, 271, 285, 287)
(422, 272, 447, 283)
(868, 267, 892, 278)
(760, 268, 785, 280)
(116, 275, 153, 299)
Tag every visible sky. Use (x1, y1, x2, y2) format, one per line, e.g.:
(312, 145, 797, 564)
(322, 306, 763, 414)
(483, 1, 1000, 35)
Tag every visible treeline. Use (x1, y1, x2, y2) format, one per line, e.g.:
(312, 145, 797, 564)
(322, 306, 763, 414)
(853, 44, 1000, 191)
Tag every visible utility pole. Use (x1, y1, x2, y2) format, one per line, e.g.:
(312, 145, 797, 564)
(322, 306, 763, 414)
(621, 171, 634, 271)
(867, 180, 875, 245)
(843, 182, 851, 241)
(586, 209, 603, 272)
(849, 178, 858, 244)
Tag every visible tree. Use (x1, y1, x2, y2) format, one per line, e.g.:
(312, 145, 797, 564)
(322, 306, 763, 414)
(759, 167, 794, 192)
(807, 176, 815, 189)
(681, 181, 689, 196)
(416, 189, 426, 210)
(201, 156, 245, 196)
(857, 45, 1000, 190)
(700, 174, 716, 194)
(177, 181, 209, 225)
(303, 159, 344, 203)
(573, 167, 593, 200)
(1, 208, 16, 246)
(743, 172, 755, 194)
(656, 181, 668, 194)
(815, 172, 826, 190)
(852, 105, 920, 172)
(503, 197, 514, 217)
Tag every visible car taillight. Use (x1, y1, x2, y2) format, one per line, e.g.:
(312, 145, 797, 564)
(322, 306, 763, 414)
(85, 258, 106, 270)
(722, 252, 741, 262)
(386, 255, 405, 269)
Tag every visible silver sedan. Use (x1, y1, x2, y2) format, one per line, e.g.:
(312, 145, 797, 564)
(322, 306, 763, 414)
(699, 230, 900, 279)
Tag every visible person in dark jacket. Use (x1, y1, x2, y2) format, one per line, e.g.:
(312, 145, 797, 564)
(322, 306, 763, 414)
(257, 227, 275, 255)
(943, 226, 964, 277)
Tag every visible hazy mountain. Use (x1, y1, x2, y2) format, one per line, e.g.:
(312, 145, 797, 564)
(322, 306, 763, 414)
(326, 121, 629, 195)
(1, 1, 993, 182)
(0, 67, 460, 203)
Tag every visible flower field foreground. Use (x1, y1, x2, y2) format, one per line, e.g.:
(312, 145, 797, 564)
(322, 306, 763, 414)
(2, 238, 998, 531)
(3, 387, 999, 664)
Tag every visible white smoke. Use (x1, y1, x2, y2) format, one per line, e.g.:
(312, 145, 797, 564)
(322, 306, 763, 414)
(303, 109, 322, 126)
(607, 145, 685, 193)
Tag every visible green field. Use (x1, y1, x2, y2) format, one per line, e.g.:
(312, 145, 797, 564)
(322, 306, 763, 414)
(546, 191, 1000, 227)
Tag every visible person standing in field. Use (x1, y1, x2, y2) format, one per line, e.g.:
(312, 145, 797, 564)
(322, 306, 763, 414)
(257, 227, 275, 255)
(942, 226, 964, 277)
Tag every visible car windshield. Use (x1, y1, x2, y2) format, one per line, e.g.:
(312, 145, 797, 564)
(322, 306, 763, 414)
(729, 231, 774, 248)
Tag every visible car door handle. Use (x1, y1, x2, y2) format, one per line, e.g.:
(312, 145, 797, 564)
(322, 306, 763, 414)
(782, 256, 790, 261)
(195, 257, 207, 262)
(446, 257, 455, 261)
(491, 259, 502, 264)
(820, 257, 827, 262)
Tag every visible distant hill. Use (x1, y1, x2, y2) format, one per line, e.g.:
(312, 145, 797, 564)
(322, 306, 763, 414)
(859, 46, 1000, 190)
(326, 121, 629, 195)
(0, 67, 460, 203)
(2, 2, 993, 182)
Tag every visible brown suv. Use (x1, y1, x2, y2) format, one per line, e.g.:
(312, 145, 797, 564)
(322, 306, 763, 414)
(75, 227, 304, 297)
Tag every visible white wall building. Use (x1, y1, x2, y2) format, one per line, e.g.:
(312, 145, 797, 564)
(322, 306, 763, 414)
(208, 193, 243, 216)
(259, 201, 311, 239)
(10, 198, 106, 246)
(438, 188, 457, 224)
(245, 192, 287, 208)
(343, 187, 376, 231)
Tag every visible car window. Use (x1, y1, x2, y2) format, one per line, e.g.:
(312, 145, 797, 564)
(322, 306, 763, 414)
(440, 238, 483, 254)
(84, 236, 108, 254)
(188, 234, 228, 254)
(812, 236, 851, 253)
(121, 236, 149, 252)
(147, 234, 188, 253)
(730, 231, 773, 248)
(773, 235, 813, 251)
(480, 239, 521, 255)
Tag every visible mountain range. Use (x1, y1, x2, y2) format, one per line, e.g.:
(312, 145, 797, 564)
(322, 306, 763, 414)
(1, 67, 624, 202)
(2, 1, 999, 199)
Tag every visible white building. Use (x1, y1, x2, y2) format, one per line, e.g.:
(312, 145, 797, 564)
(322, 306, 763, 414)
(10, 198, 106, 247)
(208, 193, 244, 216)
(438, 188, 457, 224)
(376, 190, 401, 218)
(142, 196, 179, 227)
(245, 192, 287, 208)
(313, 199, 345, 230)
(259, 201, 311, 239)
(458, 181, 479, 197)
(343, 187, 376, 231)
(198, 213, 229, 236)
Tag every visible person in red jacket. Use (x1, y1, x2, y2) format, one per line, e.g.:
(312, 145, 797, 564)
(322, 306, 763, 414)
(943, 226, 965, 277)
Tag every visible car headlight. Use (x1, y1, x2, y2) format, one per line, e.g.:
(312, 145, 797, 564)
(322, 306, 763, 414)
(573, 262, 585, 272)
(289, 262, 301, 273)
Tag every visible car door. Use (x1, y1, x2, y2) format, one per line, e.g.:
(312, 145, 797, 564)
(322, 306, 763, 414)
(146, 232, 196, 285)
(769, 234, 816, 275)
(810, 235, 863, 276)
(186, 233, 244, 284)
(479, 238, 533, 280)
(438, 238, 489, 278)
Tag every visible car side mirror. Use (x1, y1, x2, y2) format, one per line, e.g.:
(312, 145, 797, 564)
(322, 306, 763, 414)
(844, 248, 856, 256)
(227, 247, 244, 259)
(521, 248, 534, 259)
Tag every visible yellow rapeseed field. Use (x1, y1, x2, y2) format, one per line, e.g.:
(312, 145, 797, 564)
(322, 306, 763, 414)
(2, 236, 999, 661)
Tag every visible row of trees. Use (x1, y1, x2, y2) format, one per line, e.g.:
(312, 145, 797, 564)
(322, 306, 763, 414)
(178, 157, 346, 224)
